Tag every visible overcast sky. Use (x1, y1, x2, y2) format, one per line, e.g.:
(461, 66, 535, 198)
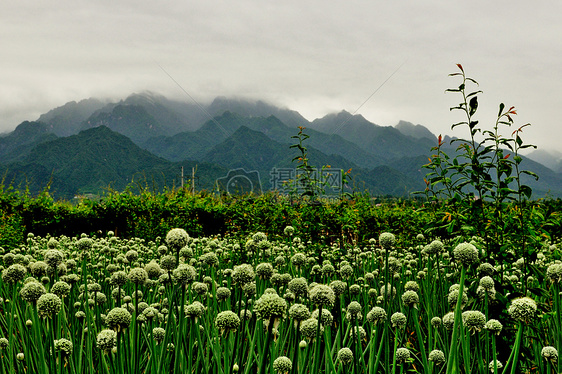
(1, 1, 560, 151)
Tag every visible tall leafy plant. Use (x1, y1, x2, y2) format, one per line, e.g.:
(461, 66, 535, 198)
(420, 64, 539, 261)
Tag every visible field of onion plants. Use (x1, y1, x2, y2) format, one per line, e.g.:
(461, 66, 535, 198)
(1, 227, 561, 374)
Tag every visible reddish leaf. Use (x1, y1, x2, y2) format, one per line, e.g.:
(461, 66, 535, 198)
(456, 63, 464, 72)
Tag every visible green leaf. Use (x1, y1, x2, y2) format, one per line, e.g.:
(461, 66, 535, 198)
(449, 106, 465, 111)
(520, 170, 539, 180)
(498, 103, 505, 117)
(520, 185, 533, 199)
(451, 121, 468, 129)
(469, 96, 478, 116)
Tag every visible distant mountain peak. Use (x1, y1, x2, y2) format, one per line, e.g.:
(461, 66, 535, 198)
(395, 120, 436, 141)
(12, 120, 50, 135)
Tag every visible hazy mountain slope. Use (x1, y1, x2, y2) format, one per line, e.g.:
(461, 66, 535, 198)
(0, 121, 58, 163)
(94, 92, 209, 135)
(37, 98, 108, 136)
(142, 112, 239, 162)
(0, 126, 178, 198)
(526, 149, 562, 173)
(208, 96, 310, 128)
(144, 112, 383, 168)
(395, 120, 437, 141)
(309, 111, 434, 160)
(203, 126, 292, 172)
(201, 126, 420, 196)
(81, 104, 167, 144)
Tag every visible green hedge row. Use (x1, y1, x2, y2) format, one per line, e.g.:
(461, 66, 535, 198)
(2, 185, 562, 251)
(0, 186, 433, 248)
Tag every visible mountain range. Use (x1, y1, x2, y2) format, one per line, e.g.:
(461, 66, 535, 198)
(1, 92, 561, 200)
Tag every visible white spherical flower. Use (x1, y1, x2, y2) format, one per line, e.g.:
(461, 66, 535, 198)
(484, 319, 503, 335)
(429, 350, 445, 365)
(300, 318, 323, 340)
(337, 347, 353, 365)
(395, 347, 411, 364)
(453, 242, 479, 266)
(366, 306, 387, 325)
(401, 290, 419, 308)
(97, 329, 116, 353)
(541, 346, 558, 363)
(391, 312, 407, 329)
(272, 356, 292, 374)
(215, 311, 241, 334)
(166, 228, 189, 251)
(253, 293, 287, 324)
(36, 293, 62, 319)
(379, 233, 396, 249)
(309, 284, 335, 309)
(424, 240, 444, 255)
(508, 297, 537, 323)
(546, 264, 562, 283)
(461, 310, 486, 334)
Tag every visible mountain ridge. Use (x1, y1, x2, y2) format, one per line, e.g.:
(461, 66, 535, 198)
(0, 92, 560, 199)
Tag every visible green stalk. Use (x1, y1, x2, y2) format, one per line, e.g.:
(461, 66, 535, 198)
(312, 305, 323, 374)
(243, 321, 260, 374)
(235, 296, 250, 372)
(298, 341, 313, 374)
(7, 285, 16, 374)
(372, 326, 385, 374)
(445, 266, 466, 374)
(553, 283, 561, 374)
(258, 317, 274, 374)
(351, 317, 360, 374)
(133, 283, 140, 374)
(291, 321, 301, 374)
(461, 322, 469, 372)
(368, 326, 378, 374)
(391, 327, 399, 374)
(503, 322, 524, 374)
(227, 320, 241, 374)
(50, 318, 57, 374)
(174, 284, 186, 374)
(491, 334, 499, 374)
(412, 307, 429, 372)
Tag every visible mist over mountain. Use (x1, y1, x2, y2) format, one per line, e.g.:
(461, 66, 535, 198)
(207, 96, 310, 128)
(395, 120, 437, 141)
(526, 149, 562, 173)
(1, 91, 561, 199)
(38, 98, 109, 136)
